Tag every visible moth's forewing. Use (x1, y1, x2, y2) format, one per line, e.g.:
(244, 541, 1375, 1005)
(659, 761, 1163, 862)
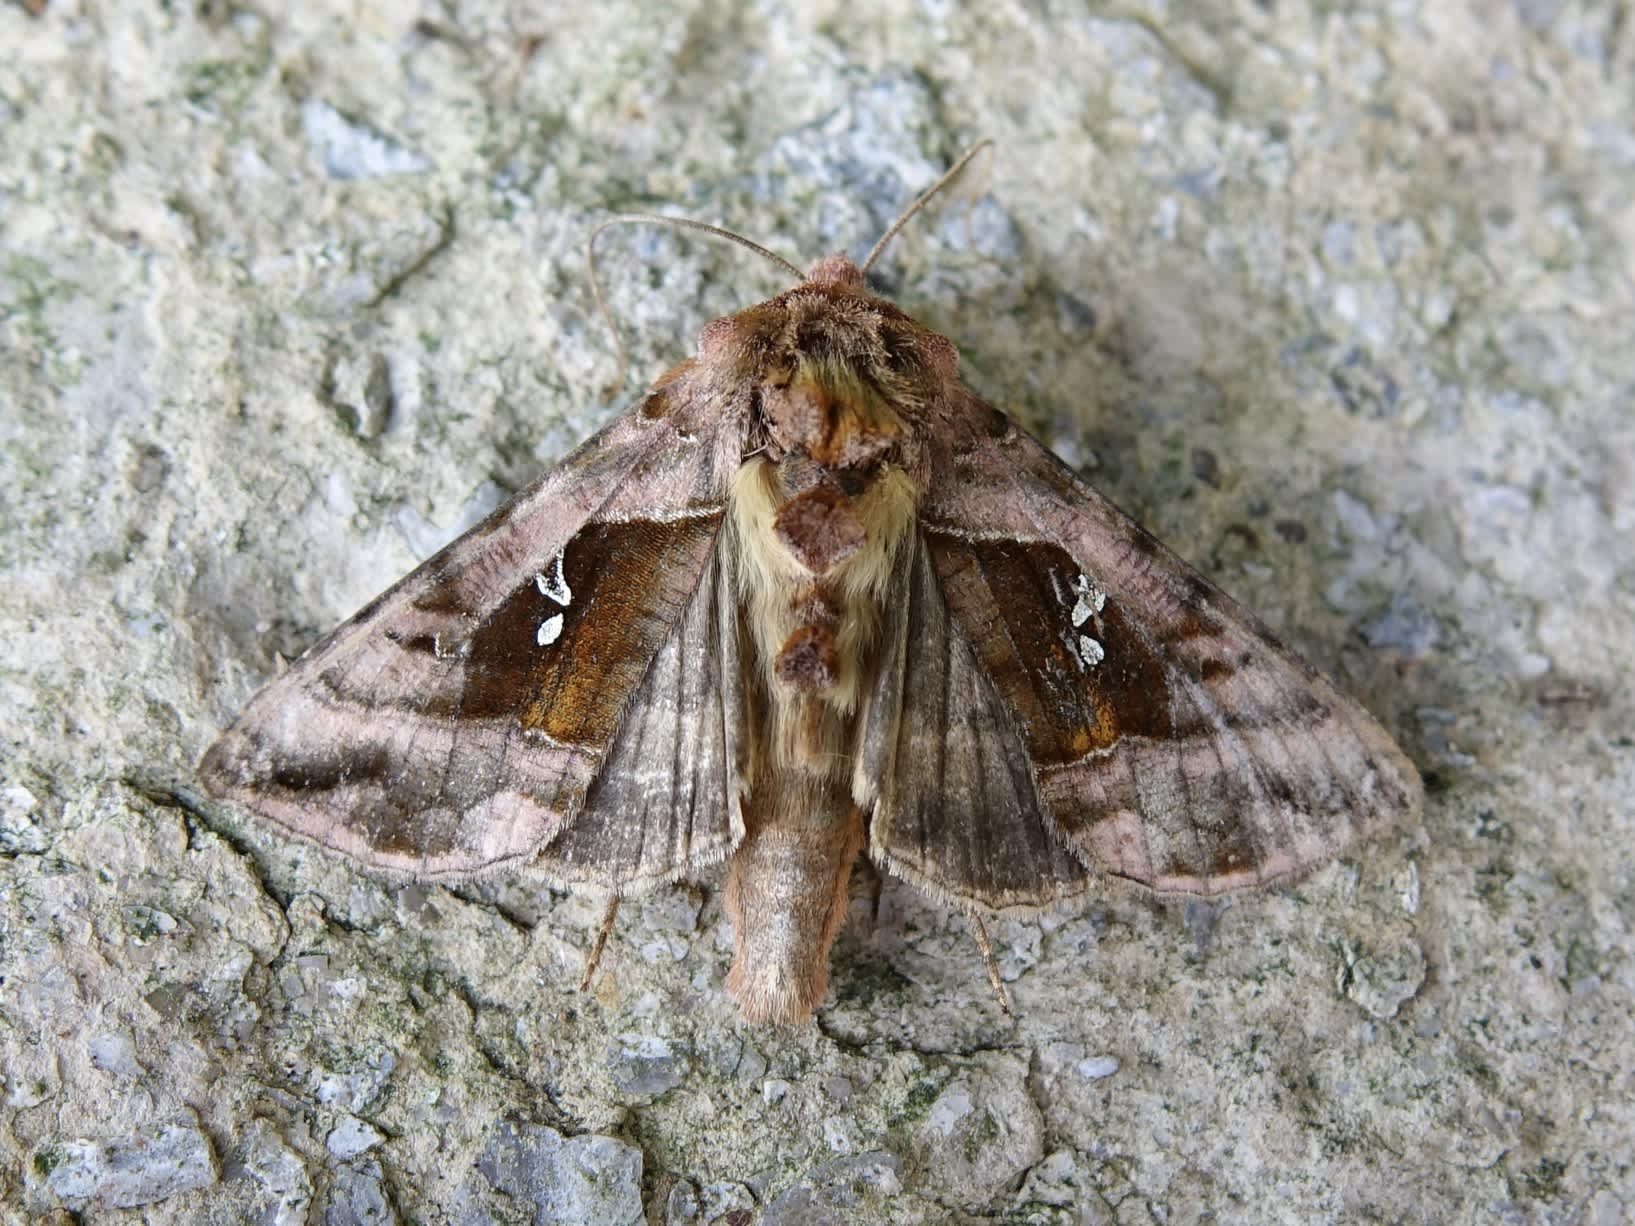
(872, 390, 1423, 903)
(200, 377, 748, 882)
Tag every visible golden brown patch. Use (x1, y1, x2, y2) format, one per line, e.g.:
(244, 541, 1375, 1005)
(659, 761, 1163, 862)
(762, 365, 904, 468)
(456, 515, 720, 744)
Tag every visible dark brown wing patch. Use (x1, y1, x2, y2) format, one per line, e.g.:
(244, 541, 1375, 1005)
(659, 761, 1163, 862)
(922, 530, 1178, 762)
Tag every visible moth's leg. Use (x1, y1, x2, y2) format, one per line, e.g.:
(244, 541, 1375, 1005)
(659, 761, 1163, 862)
(850, 856, 885, 930)
(578, 895, 623, 992)
(968, 914, 1013, 1015)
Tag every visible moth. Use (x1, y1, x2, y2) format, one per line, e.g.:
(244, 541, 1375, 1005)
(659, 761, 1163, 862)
(200, 149, 1423, 1024)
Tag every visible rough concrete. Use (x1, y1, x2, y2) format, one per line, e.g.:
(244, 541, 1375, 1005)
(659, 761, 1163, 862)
(2, 2, 1632, 1222)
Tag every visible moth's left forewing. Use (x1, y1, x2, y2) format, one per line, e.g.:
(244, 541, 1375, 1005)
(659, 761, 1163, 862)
(907, 392, 1422, 900)
(201, 373, 750, 882)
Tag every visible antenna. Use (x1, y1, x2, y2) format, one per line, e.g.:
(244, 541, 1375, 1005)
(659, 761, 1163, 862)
(859, 139, 995, 276)
(587, 214, 804, 398)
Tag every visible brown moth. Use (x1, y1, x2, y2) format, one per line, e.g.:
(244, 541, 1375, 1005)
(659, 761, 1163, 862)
(200, 150, 1422, 1024)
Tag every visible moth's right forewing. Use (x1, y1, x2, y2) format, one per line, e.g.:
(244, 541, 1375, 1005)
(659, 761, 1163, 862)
(200, 378, 746, 880)
(906, 392, 1423, 900)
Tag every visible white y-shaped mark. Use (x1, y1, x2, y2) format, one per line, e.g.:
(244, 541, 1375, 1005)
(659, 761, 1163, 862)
(535, 549, 572, 607)
(1068, 573, 1107, 668)
(535, 548, 572, 648)
(1070, 572, 1106, 626)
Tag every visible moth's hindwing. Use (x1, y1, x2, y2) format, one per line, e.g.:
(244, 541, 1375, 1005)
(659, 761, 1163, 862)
(200, 387, 745, 882)
(870, 392, 1424, 904)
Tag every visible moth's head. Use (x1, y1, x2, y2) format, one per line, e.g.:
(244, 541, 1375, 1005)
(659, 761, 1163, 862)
(696, 256, 959, 469)
(803, 253, 866, 290)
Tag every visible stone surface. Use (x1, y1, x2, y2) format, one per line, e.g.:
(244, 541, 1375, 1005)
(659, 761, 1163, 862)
(666, 1177, 758, 1226)
(471, 1120, 644, 1226)
(40, 1118, 218, 1210)
(241, 1118, 316, 1226)
(3, 2, 1634, 1223)
(327, 1115, 386, 1160)
(607, 1033, 691, 1098)
(761, 1152, 906, 1224)
(324, 1159, 396, 1225)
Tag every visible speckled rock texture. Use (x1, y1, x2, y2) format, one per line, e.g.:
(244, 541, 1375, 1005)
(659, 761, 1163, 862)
(3, 2, 1631, 1223)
